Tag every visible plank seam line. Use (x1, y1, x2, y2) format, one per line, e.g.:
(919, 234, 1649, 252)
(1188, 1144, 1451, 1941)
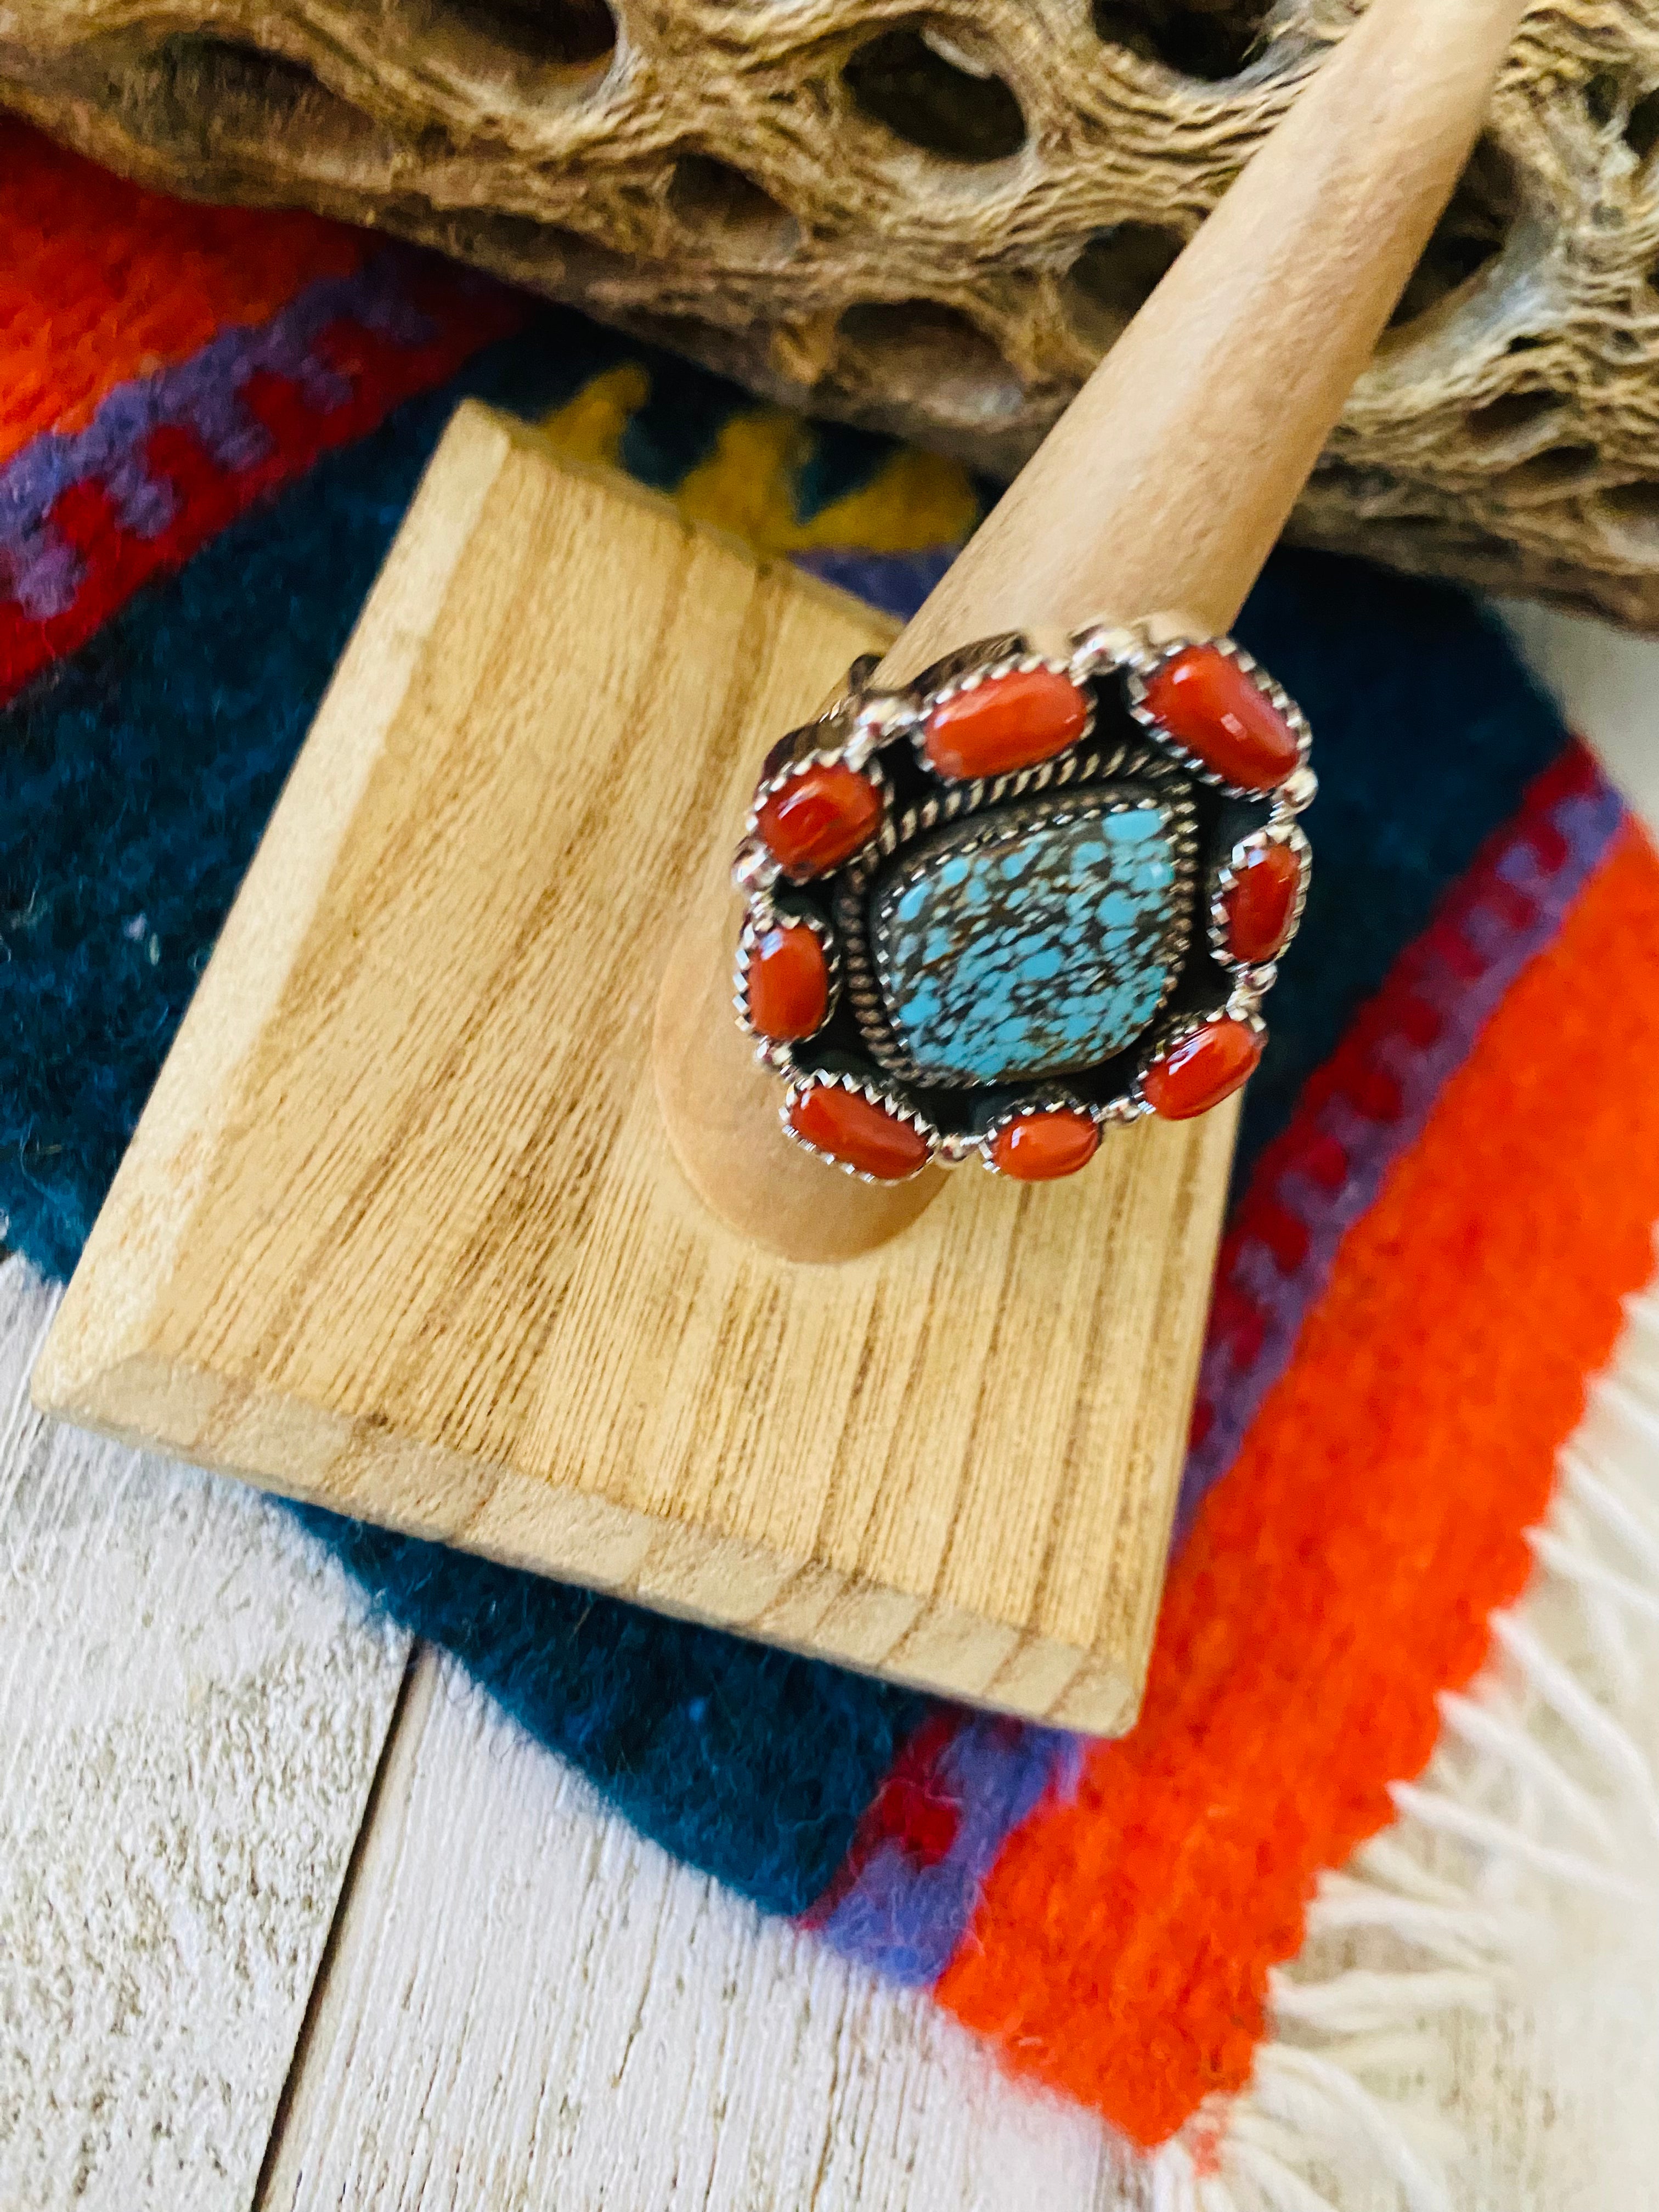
(249, 1634, 424, 2211)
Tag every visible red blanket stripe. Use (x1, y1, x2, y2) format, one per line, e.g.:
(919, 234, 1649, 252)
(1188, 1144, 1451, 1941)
(0, 120, 364, 465)
(938, 825, 1659, 2143)
(0, 281, 526, 706)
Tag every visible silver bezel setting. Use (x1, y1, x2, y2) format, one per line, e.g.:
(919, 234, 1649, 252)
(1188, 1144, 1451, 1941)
(911, 652, 1095, 783)
(1121, 631, 1312, 801)
(1132, 1003, 1270, 1114)
(1208, 819, 1312, 973)
(779, 1070, 940, 1183)
(975, 1090, 1102, 1173)
(743, 744, 892, 884)
(733, 904, 843, 1047)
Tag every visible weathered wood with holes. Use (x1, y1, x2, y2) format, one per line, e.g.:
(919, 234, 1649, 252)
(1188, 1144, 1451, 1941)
(32, 403, 1234, 1734)
(256, 1645, 1142, 2212)
(4, 3, 1658, 623)
(0, 1255, 408, 2212)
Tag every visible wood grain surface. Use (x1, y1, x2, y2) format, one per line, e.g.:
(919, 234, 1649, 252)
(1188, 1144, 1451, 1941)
(34, 404, 1233, 1733)
(0, 1257, 407, 2210)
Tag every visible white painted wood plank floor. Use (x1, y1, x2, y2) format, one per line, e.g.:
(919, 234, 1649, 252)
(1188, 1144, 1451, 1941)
(0, 1262, 408, 2209)
(258, 1648, 1136, 2212)
(1, 605, 1654, 2211)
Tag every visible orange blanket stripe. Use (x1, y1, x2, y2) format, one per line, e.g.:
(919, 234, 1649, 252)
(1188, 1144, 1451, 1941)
(0, 122, 363, 465)
(937, 825, 1659, 2145)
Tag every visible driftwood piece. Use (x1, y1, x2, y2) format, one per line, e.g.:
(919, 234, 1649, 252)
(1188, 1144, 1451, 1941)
(3, 1, 1659, 625)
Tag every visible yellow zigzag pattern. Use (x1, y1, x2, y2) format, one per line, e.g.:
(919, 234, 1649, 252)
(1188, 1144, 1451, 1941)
(540, 364, 978, 558)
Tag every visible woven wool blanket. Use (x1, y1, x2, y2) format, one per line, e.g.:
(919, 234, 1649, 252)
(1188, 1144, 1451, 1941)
(7, 120, 1659, 2208)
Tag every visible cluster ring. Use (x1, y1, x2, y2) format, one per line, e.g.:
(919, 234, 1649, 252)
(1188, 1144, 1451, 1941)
(728, 617, 1314, 1184)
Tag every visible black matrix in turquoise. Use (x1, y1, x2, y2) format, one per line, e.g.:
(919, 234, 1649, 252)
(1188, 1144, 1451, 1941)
(870, 789, 1188, 1085)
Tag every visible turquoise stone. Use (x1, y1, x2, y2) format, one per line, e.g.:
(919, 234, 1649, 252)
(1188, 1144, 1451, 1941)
(871, 791, 1183, 1084)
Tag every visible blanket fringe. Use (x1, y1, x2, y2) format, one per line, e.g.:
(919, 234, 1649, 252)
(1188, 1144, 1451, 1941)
(1150, 1278, 1659, 2211)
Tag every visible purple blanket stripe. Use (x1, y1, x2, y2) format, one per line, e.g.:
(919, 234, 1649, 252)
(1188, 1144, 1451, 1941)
(813, 1718, 1079, 1985)
(0, 253, 438, 621)
(796, 546, 952, 627)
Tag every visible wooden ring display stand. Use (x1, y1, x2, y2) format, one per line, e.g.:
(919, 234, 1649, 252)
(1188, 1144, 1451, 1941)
(33, 0, 1528, 1733)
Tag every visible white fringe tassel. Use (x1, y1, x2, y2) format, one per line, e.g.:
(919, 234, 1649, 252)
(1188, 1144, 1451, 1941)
(1146, 1278, 1659, 2212)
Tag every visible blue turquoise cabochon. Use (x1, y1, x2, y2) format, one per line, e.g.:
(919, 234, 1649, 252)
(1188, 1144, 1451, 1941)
(871, 788, 1189, 1085)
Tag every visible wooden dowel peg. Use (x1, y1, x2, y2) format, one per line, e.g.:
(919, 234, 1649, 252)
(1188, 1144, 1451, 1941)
(656, 0, 1531, 1265)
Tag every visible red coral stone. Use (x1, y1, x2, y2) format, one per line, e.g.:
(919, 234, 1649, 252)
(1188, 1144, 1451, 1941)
(1143, 1018, 1262, 1121)
(746, 923, 830, 1040)
(1221, 841, 1303, 964)
(988, 1108, 1100, 1182)
(1143, 646, 1300, 791)
(923, 665, 1090, 781)
(788, 1085, 931, 1179)
(757, 763, 883, 878)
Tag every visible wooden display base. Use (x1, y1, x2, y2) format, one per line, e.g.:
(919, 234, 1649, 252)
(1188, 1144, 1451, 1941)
(33, 405, 1233, 1732)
